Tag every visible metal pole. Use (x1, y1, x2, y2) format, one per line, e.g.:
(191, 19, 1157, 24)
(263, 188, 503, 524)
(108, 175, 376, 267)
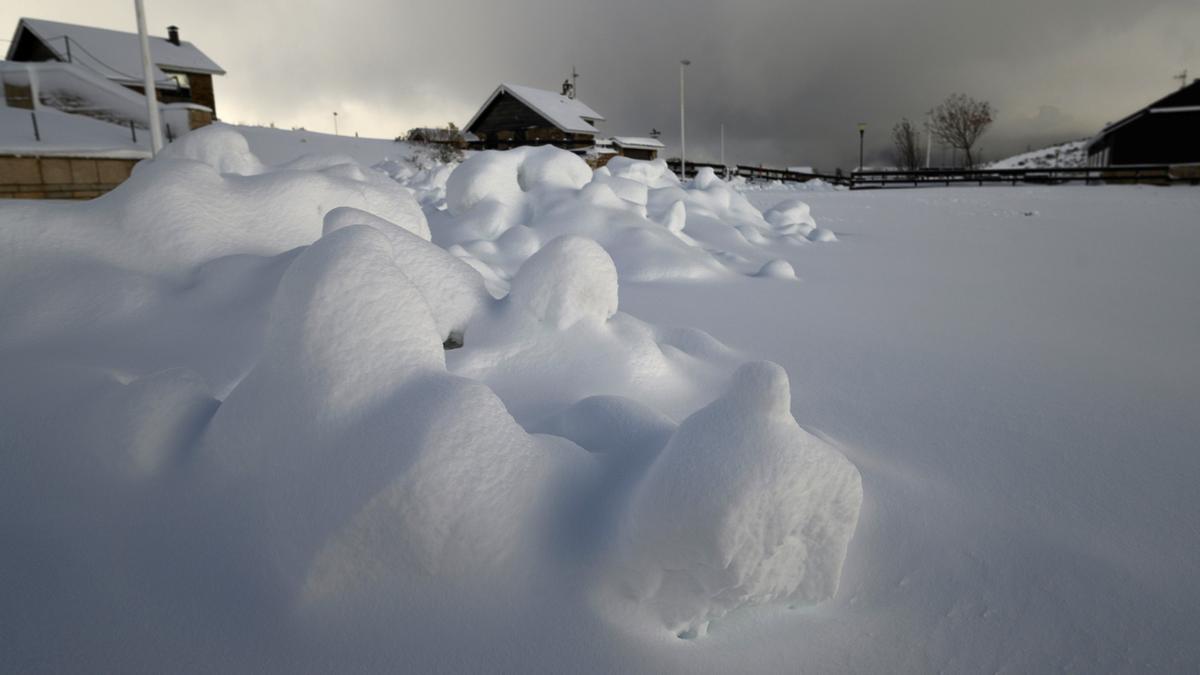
(31, 111, 40, 142)
(857, 123, 866, 172)
(720, 123, 725, 171)
(680, 59, 690, 179)
(333, 111, 339, 136)
(924, 114, 933, 168)
(134, 0, 163, 156)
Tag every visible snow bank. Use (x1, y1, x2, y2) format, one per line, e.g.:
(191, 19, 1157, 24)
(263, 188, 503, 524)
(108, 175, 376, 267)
(618, 362, 863, 637)
(422, 147, 832, 289)
(0, 127, 862, 670)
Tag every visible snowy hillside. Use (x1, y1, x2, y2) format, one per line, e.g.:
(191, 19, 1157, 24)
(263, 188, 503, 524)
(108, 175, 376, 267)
(2, 125, 1198, 672)
(986, 139, 1088, 169)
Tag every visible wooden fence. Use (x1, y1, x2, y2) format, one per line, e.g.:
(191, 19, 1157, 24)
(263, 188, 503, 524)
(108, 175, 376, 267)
(666, 159, 853, 186)
(666, 160, 1200, 190)
(849, 165, 1199, 189)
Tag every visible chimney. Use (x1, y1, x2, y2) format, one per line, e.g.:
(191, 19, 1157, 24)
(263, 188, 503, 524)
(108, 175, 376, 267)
(167, 25, 180, 46)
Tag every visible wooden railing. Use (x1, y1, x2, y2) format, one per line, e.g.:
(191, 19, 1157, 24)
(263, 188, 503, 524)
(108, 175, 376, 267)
(666, 159, 853, 186)
(848, 165, 1198, 189)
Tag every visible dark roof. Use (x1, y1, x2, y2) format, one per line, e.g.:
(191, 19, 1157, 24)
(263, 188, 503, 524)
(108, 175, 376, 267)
(1093, 79, 1200, 140)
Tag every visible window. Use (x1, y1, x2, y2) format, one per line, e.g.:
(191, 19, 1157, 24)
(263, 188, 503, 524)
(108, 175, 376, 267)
(167, 72, 190, 92)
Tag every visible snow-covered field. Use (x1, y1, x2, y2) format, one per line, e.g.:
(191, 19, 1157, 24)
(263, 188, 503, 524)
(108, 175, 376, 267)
(2, 125, 1198, 672)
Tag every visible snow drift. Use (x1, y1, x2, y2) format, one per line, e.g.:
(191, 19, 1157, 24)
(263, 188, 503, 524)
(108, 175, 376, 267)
(0, 126, 859, 671)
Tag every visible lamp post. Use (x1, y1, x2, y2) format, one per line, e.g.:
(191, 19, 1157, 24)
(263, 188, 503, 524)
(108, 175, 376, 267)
(857, 122, 866, 173)
(332, 111, 339, 136)
(680, 59, 690, 179)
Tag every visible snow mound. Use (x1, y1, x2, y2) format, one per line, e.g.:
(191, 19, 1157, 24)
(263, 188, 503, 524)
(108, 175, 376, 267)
(156, 123, 265, 175)
(763, 198, 817, 229)
(445, 146, 591, 216)
(618, 361, 863, 636)
(509, 236, 618, 329)
(0, 125, 864, 669)
(756, 259, 797, 279)
(808, 227, 838, 243)
(422, 147, 827, 285)
(322, 206, 489, 339)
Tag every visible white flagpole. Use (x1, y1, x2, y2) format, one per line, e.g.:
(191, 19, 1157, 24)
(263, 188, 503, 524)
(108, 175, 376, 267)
(135, 0, 163, 156)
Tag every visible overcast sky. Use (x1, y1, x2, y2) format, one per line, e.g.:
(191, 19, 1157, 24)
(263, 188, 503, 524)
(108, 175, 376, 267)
(5, 0, 1198, 169)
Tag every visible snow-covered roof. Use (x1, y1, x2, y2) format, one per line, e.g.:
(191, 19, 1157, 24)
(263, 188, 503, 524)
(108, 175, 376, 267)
(8, 18, 225, 87)
(612, 136, 665, 150)
(465, 83, 605, 136)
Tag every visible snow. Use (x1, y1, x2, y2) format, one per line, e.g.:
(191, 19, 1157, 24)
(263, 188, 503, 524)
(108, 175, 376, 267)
(613, 136, 666, 149)
(14, 18, 225, 86)
(2, 122, 1198, 672)
(617, 361, 863, 638)
(0, 103, 151, 157)
(507, 235, 619, 329)
(986, 139, 1087, 169)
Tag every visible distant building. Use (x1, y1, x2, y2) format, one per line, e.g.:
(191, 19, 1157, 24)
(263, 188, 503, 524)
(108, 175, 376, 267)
(1086, 79, 1200, 166)
(6, 17, 225, 118)
(464, 83, 604, 152)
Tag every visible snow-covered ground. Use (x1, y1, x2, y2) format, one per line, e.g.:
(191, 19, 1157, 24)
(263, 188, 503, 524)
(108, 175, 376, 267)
(986, 139, 1088, 169)
(2, 125, 1198, 672)
(233, 123, 416, 167)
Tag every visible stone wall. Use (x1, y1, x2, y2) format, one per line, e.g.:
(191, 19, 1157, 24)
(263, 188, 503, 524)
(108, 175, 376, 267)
(0, 155, 139, 199)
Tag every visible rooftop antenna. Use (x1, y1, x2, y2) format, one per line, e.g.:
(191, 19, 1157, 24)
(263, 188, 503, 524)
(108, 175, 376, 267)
(571, 66, 579, 99)
(1174, 69, 1188, 90)
(650, 128, 661, 139)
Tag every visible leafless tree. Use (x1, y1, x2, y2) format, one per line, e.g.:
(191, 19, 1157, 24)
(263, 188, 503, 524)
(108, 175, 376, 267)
(891, 118, 922, 171)
(928, 93, 994, 168)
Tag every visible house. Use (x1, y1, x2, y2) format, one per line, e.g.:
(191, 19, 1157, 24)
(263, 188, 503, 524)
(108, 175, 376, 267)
(611, 136, 664, 160)
(6, 17, 225, 119)
(1087, 79, 1200, 167)
(464, 83, 604, 152)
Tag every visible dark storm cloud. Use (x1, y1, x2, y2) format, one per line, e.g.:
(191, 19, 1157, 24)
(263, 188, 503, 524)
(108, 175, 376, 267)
(8, 0, 1199, 168)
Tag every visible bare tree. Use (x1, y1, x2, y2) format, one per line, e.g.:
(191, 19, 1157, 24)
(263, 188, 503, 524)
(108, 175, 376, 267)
(891, 118, 922, 171)
(928, 93, 994, 168)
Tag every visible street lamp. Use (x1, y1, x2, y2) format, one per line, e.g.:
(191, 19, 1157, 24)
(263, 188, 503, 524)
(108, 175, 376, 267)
(333, 111, 339, 136)
(680, 59, 690, 179)
(857, 122, 866, 172)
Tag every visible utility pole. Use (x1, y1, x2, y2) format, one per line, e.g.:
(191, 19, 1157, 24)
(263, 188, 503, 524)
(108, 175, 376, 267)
(134, 0, 163, 156)
(1175, 69, 1188, 90)
(924, 114, 933, 168)
(857, 122, 866, 172)
(680, 59, 690, 179)
(332, 111, 338, 135)
(720, 123, 725, 169)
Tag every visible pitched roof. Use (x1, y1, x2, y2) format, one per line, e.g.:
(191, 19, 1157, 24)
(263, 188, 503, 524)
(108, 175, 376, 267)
(612, 136, 664, 150)
(1093, 79, 1200, 139)
(8, 17, 225, 87)
(465, 83, 605, 136)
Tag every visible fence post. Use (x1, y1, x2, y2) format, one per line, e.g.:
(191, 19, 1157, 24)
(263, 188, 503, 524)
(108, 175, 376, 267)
(31, 111, 41, 142)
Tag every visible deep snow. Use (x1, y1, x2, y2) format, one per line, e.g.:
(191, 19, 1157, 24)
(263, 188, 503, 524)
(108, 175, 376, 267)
(2, 124, 1198, 673)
